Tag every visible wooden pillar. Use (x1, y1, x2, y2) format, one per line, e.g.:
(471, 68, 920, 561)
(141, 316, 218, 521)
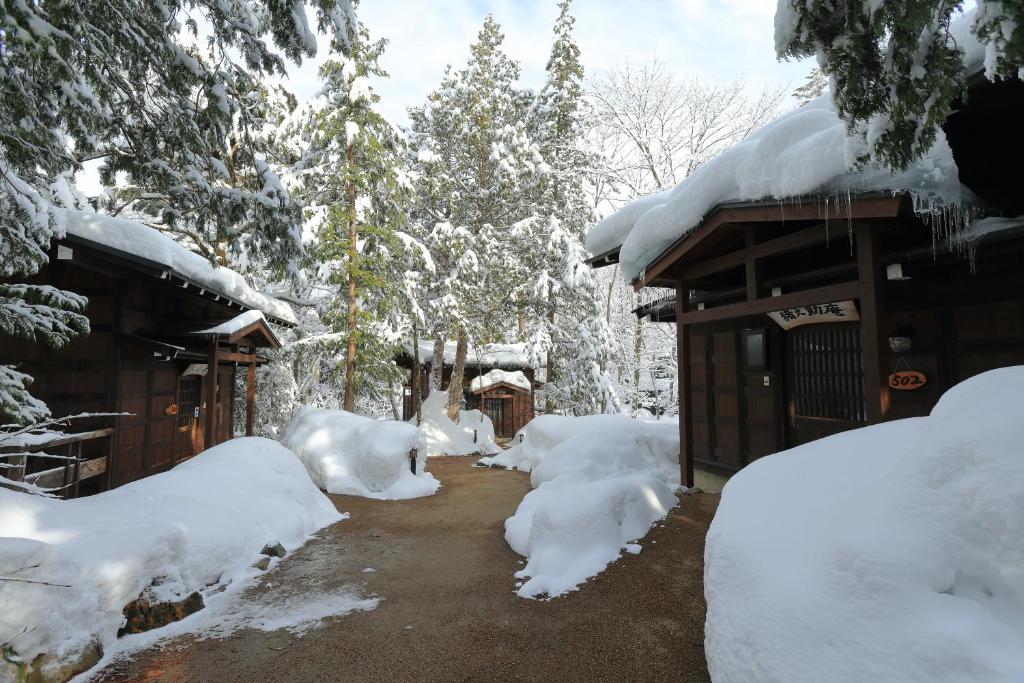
(245, 361, 256, 436)
(855, 223, 887, 423)
(675, 282, 695, 488)
(205, 338, 219, 449)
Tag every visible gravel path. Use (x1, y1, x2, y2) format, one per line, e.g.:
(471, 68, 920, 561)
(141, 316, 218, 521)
(92, 456, 717, 682)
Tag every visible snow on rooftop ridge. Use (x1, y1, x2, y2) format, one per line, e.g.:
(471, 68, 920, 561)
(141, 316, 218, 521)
(470, 369, 532, 392)
(194, 310, 267, 336)
(58, 209, 298, 325)
(586, 95, 968, 281)
(404, 340, 534, 368)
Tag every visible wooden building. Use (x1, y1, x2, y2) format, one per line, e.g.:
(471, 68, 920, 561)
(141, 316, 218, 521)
(0, 211, 296, 495)
(397, 342, 537, 438)
(593, 76, 1024, 490)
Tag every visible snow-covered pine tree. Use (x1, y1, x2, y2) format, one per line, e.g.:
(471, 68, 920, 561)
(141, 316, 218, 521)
(776, 1, 1023, 170)
(525, 0, 617, 415)
(0, 0, 354, 424)
(407, 15, 546, 419)
(287, 25, 418, 413)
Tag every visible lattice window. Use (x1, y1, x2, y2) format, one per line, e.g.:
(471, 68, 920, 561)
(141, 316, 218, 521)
(177, 375, 201, 428)
(791, 325, 867, 422)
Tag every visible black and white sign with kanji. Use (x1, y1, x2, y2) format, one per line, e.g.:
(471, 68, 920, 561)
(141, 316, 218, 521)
(767, 300, 860, 330)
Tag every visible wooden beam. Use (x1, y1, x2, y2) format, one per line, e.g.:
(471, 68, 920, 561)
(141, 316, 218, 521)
(635, 196, 904, 290)
(678, 281, 861, 326)
(676, 282, 695, 489)
(205, 338, 219, 449)
(217, 350, 257, 364)
(855, 223, 887, 422)
(245, 362, 256, 437)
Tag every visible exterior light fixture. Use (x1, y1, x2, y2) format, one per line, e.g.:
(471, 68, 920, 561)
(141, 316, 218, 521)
(888, 336, 912, 353)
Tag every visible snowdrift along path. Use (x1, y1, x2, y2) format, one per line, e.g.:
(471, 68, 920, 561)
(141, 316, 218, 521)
(90, 457, 718, 683)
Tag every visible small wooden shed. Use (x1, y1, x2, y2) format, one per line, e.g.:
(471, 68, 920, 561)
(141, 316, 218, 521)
(466, 369, 536, 438)
(0, 210, 296, 495)
(396, 341, 538, 436)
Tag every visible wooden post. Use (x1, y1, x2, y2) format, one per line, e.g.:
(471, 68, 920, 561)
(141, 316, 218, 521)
(675, 282, 695, 488)
(205, 339, 219, 449)
(245, 361, 256, 436)
(855, 223, 887, 423)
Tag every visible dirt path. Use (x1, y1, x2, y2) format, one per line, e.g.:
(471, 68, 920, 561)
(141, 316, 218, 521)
(93, 457, 717, 682)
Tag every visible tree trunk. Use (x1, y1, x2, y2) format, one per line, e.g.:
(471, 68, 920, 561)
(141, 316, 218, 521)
(412, 322, 422, 423)
(446, 327, 468, 421)
(429, 332, 445, 391)
(342, 141, 358, 412)
(545, 285, 555, 414)
(388, 382, 402, 421)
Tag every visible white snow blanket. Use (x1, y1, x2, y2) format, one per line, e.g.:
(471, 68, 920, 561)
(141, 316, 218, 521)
(60, 209, 297, 324)
(500, 415, 680, 598)
(281, 407, 438, 499)
(404, 340, 533, 368)
(705, 367, 1024, 683)
(470, 368, 531, 392)
(0, 438, 339, 669)
(416, 390, 499, 456)
(586, 94, 965, 281)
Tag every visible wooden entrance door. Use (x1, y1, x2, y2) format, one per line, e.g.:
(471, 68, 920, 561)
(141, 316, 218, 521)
(483, 396, 511, 437)
(785, 323, 867, 447)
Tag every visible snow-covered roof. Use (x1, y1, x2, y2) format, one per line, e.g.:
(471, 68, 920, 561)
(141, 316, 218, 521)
(470, 369, 532, 393)
(191, 310, 282, 348)
(59, 209, 298, 326)
(404, 341, 534, 369)
(586, 94, 967, 281)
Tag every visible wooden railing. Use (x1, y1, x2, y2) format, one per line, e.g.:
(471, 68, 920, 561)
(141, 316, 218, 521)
(0, 428, 115, 498)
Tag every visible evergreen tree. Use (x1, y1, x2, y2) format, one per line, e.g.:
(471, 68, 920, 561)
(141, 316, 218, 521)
(407, 15, 545, 419)
(526, 0, 617, 415)
(0, 0, 355, 424)
(776, 1, 1023, 169)
(284, 26, 420, 413)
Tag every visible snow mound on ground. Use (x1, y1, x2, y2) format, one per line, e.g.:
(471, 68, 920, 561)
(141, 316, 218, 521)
(501, 415, 680, 598)
(416, 390, 499, 456)
(705, 367, 1024, 683)
(281, 407, 438, 499)
(586, 95, 965, 281)
(0, 437, 339, 668)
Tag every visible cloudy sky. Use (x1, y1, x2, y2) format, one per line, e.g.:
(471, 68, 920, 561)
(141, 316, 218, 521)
(286, 0, 814, 126)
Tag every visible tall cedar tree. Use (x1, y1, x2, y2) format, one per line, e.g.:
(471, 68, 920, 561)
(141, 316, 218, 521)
(0, 0, 354, 423)
(527, 0, 618, 414)
(776, 1, 1023, 169)
(408, 16, 545, 419)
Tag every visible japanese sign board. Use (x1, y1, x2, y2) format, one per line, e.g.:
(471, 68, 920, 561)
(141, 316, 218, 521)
(767, 300, 860, 330)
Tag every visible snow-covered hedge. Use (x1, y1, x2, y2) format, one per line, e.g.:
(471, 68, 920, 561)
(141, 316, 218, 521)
(416, 390, 499, 456)
(0, 438, 340, 669)
(501, 415, 680, 598)
(282, 407, 438, 499)
(705, 367, 1024, 682)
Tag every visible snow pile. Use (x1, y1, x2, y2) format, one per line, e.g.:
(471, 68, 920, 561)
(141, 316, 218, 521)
(500, 415, 680, 598)
(0, 437, 339, 669)
(59, 209, 297, 325)
(281, 407, 438, 499)
(470, 368, 531, 392)
(705, 367, 1024, 683)
(403, 340, 534, 368)
(479, 414, 616, 472)
(416, 390, 499, 456)
(586, 95, 965, 280)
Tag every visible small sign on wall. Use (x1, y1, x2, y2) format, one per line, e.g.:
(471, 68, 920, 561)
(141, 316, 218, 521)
(888, 370, 927, 391)
(768, 300, 860, 330)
